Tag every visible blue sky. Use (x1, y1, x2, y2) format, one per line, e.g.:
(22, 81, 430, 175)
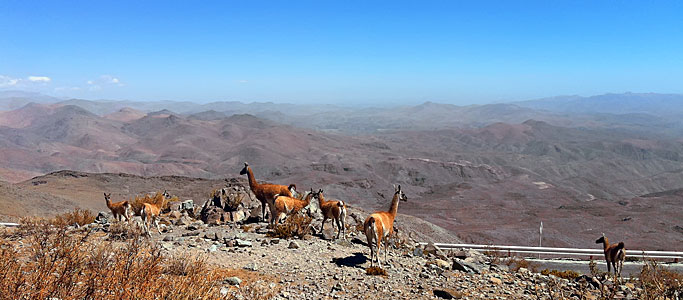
(1, 1, 682, 105)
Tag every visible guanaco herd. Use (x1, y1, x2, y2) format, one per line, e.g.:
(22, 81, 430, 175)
(104, 161, 627, 277)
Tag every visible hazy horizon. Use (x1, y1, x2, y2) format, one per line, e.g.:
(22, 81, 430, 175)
(2, 1, 683, 105)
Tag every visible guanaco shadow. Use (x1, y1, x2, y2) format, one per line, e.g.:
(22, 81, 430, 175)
(332, 252, 368, 268)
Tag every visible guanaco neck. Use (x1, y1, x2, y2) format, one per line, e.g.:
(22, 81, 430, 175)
(602, 237, 610, 251)
(303, 193, 313, 205)
(245, 167, 259, 192)
(317, 193, 326, 207)
(388, 192, 400, 217)
(105, 197, 112, 209)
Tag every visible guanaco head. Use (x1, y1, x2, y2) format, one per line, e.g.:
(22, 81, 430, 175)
(288, 184, 298, 197)
(595, 233, 606, 244)
(162, 190, 171, 199)
(239, 162, 250, 175)
(394, 184, 408, 202)
(104, 192, 112, 202)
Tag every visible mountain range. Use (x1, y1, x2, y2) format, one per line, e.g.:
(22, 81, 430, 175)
(0, 91, 681, 249)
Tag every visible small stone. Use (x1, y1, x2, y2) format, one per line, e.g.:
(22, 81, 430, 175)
(243, 262, 258, 271)
(235, 239, 252, 247)
(207, 245, 218, 252)
(163, 235, 174, 242)
(224, 276, 242, 286)
(489, 277, 502, 285)
(288, 241, 301, 249)
(270, 238, 280, 244)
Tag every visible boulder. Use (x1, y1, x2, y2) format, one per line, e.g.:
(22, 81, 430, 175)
(95, 211, 110, 224)
(201, 206, 224, 225)
(167, 201, 182, 212)
(175, 215, 192, 226)
(229, 210, 246, 223)
(451, 258, 483, 274)
(181, 200, 194, 211)
(288, 241, 301, 249)
(424, 242, 448, 260)
(224, 277, 242, 286)
(168, 210, 181, 219)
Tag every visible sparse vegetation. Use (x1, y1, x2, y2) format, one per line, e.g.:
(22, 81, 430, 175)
(106, 220, 143, 240)
(540, 269, 580, 280)
(0, 218, 273, 300)
(636, 259, 683, 299)
(504, 257, 538, 273)
(267, 214, 312, 239)
(53, 207, 96, 226)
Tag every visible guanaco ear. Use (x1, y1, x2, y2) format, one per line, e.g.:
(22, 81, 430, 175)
(244, 162, 249, 166)
(104, 192, 107, 197)
(398, 184, 401, 191)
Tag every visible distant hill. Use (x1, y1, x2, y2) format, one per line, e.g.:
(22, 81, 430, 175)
(516, 92, 683, 116)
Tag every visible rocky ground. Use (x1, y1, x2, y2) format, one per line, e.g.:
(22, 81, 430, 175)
(2, 181, 670, 299)
(71, 190, 644, 300)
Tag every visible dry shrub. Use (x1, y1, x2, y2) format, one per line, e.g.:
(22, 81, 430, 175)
(164, 254, 209, 276)
(505, 257, 537, 272)
(0, 222, 271, 300)
(541, 269, 580, 280)
(267, 214, 312, 239)
(636, 259, 683, 299)
(242, 224, 253, 233)
(106, 221, 143, 241)
(366, 266, 387, 276)
(52, 208, 95, 227)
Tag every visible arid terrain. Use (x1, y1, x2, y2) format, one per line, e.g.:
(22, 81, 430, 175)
(0, 91, 682, 251)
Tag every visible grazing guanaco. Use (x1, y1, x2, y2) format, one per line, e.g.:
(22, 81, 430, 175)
(364, 184, 407, 268)
(273, 189, 314, 224)
(596, 233, 626, 278)
(314, 189, 347, 240)
(104, 192, 131, 223)
(239, 162, 294, 224)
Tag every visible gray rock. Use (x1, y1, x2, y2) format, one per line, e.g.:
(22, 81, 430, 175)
(225, 240, 236, 247)
(224, 276, 242, 286)
(175, 216, 192, 226)
(451, 258, 483, 274)
(243, 262, 258, 271)
(288, 241, 301, 249)
(230, 210, 246, 223)
(95, 211, 110, 224)
(270, 238, 280, 244)
(413, 247, 424, 257)
(207, 244, 218, 252)
(424, 242, 448, 260)
(181, 200, 194, 211)
(163, 235, 174, 242)
(235, 239, 252, 247)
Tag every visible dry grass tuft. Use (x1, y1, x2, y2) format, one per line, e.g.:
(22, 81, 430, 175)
(53, 208, 96, 226)
(106, 221, 143, 240)
(505, 257, 537, 272)
(267, 214, 312, 239)
(0, 221, 272, 300)
(541, 269, 580, 280)
(636, 259, 683, 299)
(366, 266, 387, 276)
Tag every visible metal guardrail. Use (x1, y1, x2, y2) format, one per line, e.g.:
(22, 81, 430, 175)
(0, 222, 20, 227)
(418, 243, 683, 260)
